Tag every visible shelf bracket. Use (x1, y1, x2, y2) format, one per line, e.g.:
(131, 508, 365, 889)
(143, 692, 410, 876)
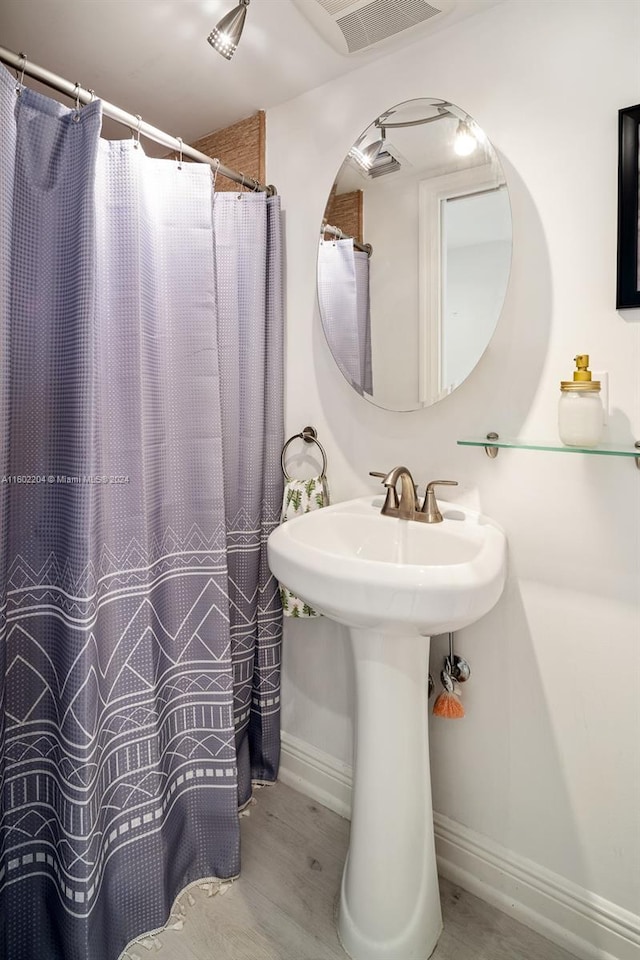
(484, 432, 499, 459)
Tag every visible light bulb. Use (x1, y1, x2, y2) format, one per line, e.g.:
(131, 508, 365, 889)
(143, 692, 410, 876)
(454, 120, 477, 157)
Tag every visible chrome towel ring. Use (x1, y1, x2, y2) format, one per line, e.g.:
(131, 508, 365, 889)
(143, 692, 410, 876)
(281, 426, 327, 482)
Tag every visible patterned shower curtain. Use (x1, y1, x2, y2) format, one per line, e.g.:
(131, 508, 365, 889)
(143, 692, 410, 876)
(317, 238, 372, 396)
(0, 63, 283, 960)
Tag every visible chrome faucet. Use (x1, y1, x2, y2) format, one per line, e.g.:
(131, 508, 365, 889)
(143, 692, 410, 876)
(370, 469, 458, 523)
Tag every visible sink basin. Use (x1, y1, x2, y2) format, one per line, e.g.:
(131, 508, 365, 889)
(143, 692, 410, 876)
(268, 495, 507, 635)
(268, 494, 507, 960)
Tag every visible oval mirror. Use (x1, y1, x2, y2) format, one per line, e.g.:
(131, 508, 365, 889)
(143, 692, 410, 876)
(317, 99, 512, 411)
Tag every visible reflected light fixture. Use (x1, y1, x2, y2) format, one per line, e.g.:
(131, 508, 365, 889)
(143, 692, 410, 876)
(207, 0, 250, 61)
(349, 127, 402, 179)
(454, 119, 477, 157)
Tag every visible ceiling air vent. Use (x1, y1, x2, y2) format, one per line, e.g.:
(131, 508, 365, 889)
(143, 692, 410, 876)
(294, 0, 457, 55)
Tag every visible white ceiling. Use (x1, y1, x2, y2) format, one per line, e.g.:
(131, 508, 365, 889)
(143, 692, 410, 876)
(0, 0, 502, 152)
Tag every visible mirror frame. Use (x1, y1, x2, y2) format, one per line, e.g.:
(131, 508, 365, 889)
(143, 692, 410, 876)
(617, 103, 640, 308)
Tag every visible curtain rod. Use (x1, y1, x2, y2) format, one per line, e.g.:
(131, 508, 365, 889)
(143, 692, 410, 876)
(322, 222, 372, 257)
(0, 46, 277, 197)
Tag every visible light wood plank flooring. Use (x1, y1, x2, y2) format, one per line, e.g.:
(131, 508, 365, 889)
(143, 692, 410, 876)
(139, 782, 578, 960)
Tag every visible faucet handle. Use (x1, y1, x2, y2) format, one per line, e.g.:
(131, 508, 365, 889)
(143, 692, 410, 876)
(425, 480, 458, 492)
(420, 480, 458, 523)
(369, 471, 399, 509)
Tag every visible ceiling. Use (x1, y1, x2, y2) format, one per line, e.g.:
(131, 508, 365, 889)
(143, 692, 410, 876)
(0, 0, 502, 152)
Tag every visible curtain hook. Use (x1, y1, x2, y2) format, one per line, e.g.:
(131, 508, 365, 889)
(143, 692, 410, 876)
(250, 176, 260, 193)
(324, 222, 339, 246)
(133, 114, 142, 149)
(211, 157, 220, 192)
(88, 89, 96, 103)
(15, 52, 27, 95)
(237, 172, 247, 200)
(176, 136, 183, 171)
(72, 82, 82, 122)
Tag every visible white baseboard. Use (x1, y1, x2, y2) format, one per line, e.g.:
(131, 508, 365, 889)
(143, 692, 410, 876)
(279, 731, 640, 960)
(279, 730, 353, 819)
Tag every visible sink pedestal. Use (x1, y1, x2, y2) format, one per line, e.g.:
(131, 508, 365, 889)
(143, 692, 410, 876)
(338, 628, 442, 960)
(267, 495, 507, 956)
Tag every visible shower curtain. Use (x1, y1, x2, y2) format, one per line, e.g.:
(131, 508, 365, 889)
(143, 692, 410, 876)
(0, 63, 283, 960)
(317, 238, 372, 396)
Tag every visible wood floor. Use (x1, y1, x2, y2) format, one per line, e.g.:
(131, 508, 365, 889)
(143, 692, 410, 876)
(136, 782, 578, 960)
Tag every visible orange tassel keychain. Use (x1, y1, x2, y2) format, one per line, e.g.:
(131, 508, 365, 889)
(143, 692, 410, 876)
(432, 633, 467, 719)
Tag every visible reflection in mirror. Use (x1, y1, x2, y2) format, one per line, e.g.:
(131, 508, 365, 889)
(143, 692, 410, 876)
(317, 99, 512, 411)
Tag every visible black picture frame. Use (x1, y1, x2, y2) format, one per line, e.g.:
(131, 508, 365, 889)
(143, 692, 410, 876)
(617, 103, 640, 308)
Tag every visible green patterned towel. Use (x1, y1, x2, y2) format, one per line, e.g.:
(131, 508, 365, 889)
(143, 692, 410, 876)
(279, 477, 328, 618)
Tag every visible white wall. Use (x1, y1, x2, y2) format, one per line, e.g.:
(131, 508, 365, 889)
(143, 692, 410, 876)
(267, 0, 640, 941)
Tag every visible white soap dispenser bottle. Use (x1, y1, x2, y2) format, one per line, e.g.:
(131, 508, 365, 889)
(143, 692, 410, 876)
(558, 354, 603, 448)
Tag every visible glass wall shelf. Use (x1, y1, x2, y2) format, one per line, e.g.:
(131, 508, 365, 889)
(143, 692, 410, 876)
(457, 436, 640, 466)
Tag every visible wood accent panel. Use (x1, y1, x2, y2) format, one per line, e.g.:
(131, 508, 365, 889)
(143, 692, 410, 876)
(166, 111, 265, 192)
(323, 189, 363, 244)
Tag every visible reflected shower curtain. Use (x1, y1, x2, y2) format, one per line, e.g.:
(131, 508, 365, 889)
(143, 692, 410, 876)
(0, 64, 283, 960)
(317, 239, 372, 395)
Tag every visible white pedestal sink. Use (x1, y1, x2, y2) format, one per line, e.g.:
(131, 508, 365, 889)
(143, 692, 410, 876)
(268, 496, 507, 960)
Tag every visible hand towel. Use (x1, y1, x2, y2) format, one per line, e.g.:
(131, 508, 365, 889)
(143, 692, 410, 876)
(279, 476, 329, 618)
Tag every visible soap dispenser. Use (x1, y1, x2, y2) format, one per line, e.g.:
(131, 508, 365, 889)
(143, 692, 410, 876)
(558, 354, 603, 448)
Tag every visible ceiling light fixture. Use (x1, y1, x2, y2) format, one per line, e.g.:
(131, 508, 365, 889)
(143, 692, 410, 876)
(454, 119, 477, 157)
(207, 0, 250, 61)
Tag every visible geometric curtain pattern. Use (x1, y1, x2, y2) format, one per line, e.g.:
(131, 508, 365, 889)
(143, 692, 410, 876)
(213, 192, 284, 806)
(0, 62, 283, 960)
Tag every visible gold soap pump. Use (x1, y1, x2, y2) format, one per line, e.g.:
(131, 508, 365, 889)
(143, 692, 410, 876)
(558, 354, 603, 447)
